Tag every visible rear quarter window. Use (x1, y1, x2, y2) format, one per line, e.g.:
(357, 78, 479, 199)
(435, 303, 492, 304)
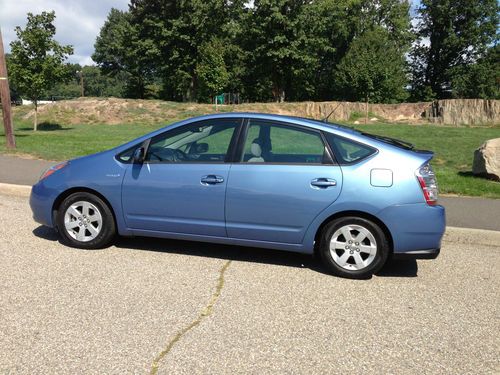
(325, 133, 376, 164)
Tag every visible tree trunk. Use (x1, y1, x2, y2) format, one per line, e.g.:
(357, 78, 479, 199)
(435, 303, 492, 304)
(183, 76, 196, 102)
(34, 101, 38, 131)
(365, 95, 369, 125)
(272, 86, 285, 103)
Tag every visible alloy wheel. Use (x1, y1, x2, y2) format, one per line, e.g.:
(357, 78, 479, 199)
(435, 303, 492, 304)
(63, 200, 103, 242)
(329, 224, 377, 270)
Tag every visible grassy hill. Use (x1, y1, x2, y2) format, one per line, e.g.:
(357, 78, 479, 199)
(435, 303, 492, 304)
(1, 98, 499, 198)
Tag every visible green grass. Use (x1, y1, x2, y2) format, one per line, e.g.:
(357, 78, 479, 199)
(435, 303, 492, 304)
(1, 113, 499, 198)
(0, 120, 165, 161)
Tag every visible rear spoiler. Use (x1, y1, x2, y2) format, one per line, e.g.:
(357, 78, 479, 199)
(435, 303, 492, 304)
(413, 150, 434, 166)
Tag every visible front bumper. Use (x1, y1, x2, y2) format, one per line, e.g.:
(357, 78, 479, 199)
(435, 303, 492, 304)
(30, 182, 58, 227)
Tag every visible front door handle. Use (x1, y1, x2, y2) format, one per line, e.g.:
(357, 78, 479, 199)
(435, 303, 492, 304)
(311, 178, 337, 189)
(201, 175, 224, 185)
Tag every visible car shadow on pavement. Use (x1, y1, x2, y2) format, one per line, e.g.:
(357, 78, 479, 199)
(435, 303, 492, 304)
(33, 225, 60, 241)
(33, 225, 418, 278)
(376, 259, 418, 277)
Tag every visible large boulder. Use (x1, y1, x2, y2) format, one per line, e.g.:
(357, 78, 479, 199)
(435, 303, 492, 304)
(473, 138, 500, 181)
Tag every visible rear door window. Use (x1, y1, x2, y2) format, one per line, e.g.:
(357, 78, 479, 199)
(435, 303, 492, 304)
(241, 120, 328, 164)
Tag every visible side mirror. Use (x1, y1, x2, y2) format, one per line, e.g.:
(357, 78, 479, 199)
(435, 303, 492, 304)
(133, 147, 145, 164)
(195, 142, 209, 153)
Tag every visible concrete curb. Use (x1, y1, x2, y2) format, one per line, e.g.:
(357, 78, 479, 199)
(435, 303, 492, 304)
(0, 182, 498, 245)
(0, 183, 31, 198)
(443, 227, 500, 247)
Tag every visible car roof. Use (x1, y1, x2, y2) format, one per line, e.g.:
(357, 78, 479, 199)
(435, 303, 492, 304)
(176, 112, 361, 135)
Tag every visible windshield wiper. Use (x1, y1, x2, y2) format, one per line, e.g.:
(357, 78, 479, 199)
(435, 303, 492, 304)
(361, 132, 415, 150)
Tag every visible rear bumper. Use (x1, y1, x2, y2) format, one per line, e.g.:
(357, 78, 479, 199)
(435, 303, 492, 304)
(392, 248, 440, 260)
(377, 203, 445, 257)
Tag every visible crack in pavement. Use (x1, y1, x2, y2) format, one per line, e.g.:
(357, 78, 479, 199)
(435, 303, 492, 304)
(150, 260, 232, 375)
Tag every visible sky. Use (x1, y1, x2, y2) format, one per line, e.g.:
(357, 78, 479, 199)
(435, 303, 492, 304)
(0, 0, 129, 65)
(1, 0, 421, 66)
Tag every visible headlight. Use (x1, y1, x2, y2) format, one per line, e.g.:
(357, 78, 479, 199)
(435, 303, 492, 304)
(40, 161, 68, 181)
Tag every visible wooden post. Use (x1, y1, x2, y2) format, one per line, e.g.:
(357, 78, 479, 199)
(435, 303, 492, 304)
(0, 28, 16, 149)
(80, 70, 84, 97)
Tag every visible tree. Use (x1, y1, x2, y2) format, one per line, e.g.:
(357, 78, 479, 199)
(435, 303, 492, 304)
(239, 0, 411, 102)
(240, 0, 309, 102)
(8, 11, 73, 130)
(129, 0, 244, 101)
(49, 64, 129, 99)
(93, 8, 155, 98)
(410, 0, 499, 99)
(195, 39, 229, 103)
(335, 28, 409, 104)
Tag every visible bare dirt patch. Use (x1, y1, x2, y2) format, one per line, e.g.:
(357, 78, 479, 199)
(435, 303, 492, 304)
(18, 97, 500, 126)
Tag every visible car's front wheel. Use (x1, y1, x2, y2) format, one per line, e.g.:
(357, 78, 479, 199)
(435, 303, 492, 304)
(319, 216, 389, 279)
(57, 192, 116, 249)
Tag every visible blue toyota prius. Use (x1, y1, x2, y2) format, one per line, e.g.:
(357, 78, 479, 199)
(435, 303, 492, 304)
(30, 113, 445, 278)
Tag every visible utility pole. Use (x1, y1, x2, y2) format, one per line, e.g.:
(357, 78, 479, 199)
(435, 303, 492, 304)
(0, 28, 16, 149)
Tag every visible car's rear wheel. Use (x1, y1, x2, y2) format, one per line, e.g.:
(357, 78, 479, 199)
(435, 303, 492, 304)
(319, 216, 389, 279)
(57, 192, 116, 249)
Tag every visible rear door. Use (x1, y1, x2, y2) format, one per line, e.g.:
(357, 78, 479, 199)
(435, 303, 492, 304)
(225, 119, 343, 244)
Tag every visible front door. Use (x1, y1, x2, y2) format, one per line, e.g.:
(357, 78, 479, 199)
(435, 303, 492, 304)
(122, 118, 240, 237)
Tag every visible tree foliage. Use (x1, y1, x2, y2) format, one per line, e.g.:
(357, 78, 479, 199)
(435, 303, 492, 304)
(89, 0, 497, 103)
(335, 27, 409, 103)
(92, 8, 157, 98)
(450, 45, 500, 99)
(8, 11, 73, 129)
(411, 0, 499, 99)
(49, 64, 129, 98)
(128, 0, 244, 101)
(195, 39, 229, 102)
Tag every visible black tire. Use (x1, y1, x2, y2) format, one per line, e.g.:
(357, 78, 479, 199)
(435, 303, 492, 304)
(319, 216, 389, 279)
(57, 192, 116, 249)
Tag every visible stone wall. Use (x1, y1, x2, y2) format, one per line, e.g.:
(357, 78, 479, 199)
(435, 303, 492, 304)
(19, 97, 500, 126)
(424, 99, 500, 126)
(297, 101, 431, 123)
(295, 99, 500, 126)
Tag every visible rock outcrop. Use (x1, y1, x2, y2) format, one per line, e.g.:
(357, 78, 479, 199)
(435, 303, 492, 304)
(425, 99, 500, 126)
(473, 138, 500, 181)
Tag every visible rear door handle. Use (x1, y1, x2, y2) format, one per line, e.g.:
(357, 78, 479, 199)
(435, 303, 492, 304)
(311, 178, 337, 189)
(201, 175, 224, 185)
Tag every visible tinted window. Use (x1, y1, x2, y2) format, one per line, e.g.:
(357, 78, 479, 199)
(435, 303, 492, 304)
(242, 120, 326, 164)
(325, 133, 376, 164)
(146, 119, 239, 163)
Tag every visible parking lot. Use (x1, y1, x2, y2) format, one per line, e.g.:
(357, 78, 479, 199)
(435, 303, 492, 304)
(1, 192, 499, 374)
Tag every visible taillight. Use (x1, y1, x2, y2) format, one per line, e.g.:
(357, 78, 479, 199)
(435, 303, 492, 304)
(40, 161, 68, 181)
(416, 163, 438, 205)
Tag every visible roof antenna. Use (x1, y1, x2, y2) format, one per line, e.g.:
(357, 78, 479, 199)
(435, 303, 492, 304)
(322, 102, 342, 123)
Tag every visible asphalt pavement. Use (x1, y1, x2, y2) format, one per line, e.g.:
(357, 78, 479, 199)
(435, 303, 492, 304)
(0, 154, 54, 185)
(1, 154, 499, 231)
(0, 193, 499, 374)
